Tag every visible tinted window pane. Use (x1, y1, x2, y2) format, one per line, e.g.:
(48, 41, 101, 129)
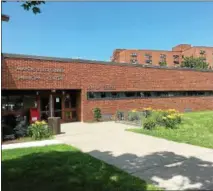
(8, 96, 23, 111)
(100, 92, 106, 98)
(87, 91, 212, 100)
(111, 92, 119, 98)
(144, 92, 151, 97)
(124, 92, 136, 97)
(88, 92, 95, 99)
(23, 95, 36, 109)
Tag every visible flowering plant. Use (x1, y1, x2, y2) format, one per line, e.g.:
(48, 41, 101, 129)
(28, 120, 52, 140)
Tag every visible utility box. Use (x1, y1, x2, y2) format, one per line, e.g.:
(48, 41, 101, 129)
(48, 117, 61, 135)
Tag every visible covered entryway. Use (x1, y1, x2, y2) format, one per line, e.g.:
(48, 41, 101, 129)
(2, 89, 81, 123)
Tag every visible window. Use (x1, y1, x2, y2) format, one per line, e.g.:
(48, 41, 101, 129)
(145, 53, 152, 64)
(131, 53, 137, 57)
(1, 95, 37, 112)
(173, 55, 180, 64)
(23, 95, 36, 109)
(111, 92, 119, 98)
(200, 50, 206, 56)
(160, 54, 166, 63)
(71, 96, 77, 108)
(65, 95, 71, 108)
(136, 92, 144, 97)
(2, 96, 8, 112)
(100, 92, 107, 98)
(7, 96, 23, 111)
(124, 92, 136, 97)
(130, 59, 138, 64)
(87, 91, 213, 100)
(88, 92, 97, 99)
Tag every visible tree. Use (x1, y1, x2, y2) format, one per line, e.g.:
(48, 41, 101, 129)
(159, 61, 167, 67)
(3, 1, 45, 14)
(21, 1, 45, 14)
(181, 56, 209, 70)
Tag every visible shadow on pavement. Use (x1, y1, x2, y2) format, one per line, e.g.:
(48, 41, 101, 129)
(88, 150, 213, 190)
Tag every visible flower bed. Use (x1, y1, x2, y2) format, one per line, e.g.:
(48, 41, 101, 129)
(115, 108, 183, 129)
(143, 108, 183, 129)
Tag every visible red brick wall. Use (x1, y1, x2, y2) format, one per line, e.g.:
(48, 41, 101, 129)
(84, 97, 213, 121)
(111, 45, 213, 67)
(182, 47, 213, 67)
(2, 56, 213, 121)
(111, 49, 182, 66)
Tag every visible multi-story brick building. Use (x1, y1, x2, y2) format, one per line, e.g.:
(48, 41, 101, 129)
(111, 44, 213, 67)
(2, 53, 213, 123)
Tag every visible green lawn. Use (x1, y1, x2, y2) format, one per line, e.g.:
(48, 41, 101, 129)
(128, 111, 213, 149)
(2, 144, 160, 191)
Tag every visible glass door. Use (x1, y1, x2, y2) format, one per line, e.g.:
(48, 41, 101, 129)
(40, 97, 49, 121)
(54, 96, 62, 118)
(63, 93, 77, 122)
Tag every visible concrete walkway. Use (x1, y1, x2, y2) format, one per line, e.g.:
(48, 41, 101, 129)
(2, 140, 62, 150)
(56, 122, 213, 190)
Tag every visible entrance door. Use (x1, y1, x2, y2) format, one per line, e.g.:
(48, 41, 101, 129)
(40, 97, 49, 121)
(63, 93, 78, 122)
(54, 96, 62, 118)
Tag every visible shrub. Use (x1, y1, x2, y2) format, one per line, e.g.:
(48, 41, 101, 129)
(159, 61, 167, 66)
(27, 120, 52, 140)
(162, 113, 182, 129)
(140, 108, 183, 129)
(143, 118, 156, 130)
(151, 111, 165, 126)
(93, 108, 102, 121)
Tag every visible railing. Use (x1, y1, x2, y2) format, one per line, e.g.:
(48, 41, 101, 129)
(115, 111, 146, 127)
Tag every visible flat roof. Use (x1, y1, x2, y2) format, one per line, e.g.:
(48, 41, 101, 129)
(3, 53, 213, 73)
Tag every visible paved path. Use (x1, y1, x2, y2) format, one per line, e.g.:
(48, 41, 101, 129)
(56, 122, 213, 190)
(2, 140, 62, 150)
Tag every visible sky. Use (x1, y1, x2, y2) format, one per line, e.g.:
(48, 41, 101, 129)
(2, 2, 213, 61)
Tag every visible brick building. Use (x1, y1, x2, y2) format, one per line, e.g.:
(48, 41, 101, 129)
(111, 44, 213, 67)
(2, 53, 213, 122)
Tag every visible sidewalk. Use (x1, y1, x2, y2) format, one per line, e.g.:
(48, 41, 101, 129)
(56, 122, 213, 190)
(2, 140, 62, 150)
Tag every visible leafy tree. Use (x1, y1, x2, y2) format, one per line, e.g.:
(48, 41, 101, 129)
(181, 56, 209, 70)
(21, 1, 45, 14)
(159, 61, 167, 66)
(3, 1, 45, 14)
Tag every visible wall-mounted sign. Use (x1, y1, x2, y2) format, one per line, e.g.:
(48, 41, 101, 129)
(18, 76, 63, 81)
(87, 85, 116, 91)
(16, 67, 64, 73)
(16, 66, 64, 81)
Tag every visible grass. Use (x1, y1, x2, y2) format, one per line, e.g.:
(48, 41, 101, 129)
(2, 144, 160, 191)
(128, 111, 213, 149)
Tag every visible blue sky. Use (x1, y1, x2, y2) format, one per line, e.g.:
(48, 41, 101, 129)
(2, 2, 213, 61)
